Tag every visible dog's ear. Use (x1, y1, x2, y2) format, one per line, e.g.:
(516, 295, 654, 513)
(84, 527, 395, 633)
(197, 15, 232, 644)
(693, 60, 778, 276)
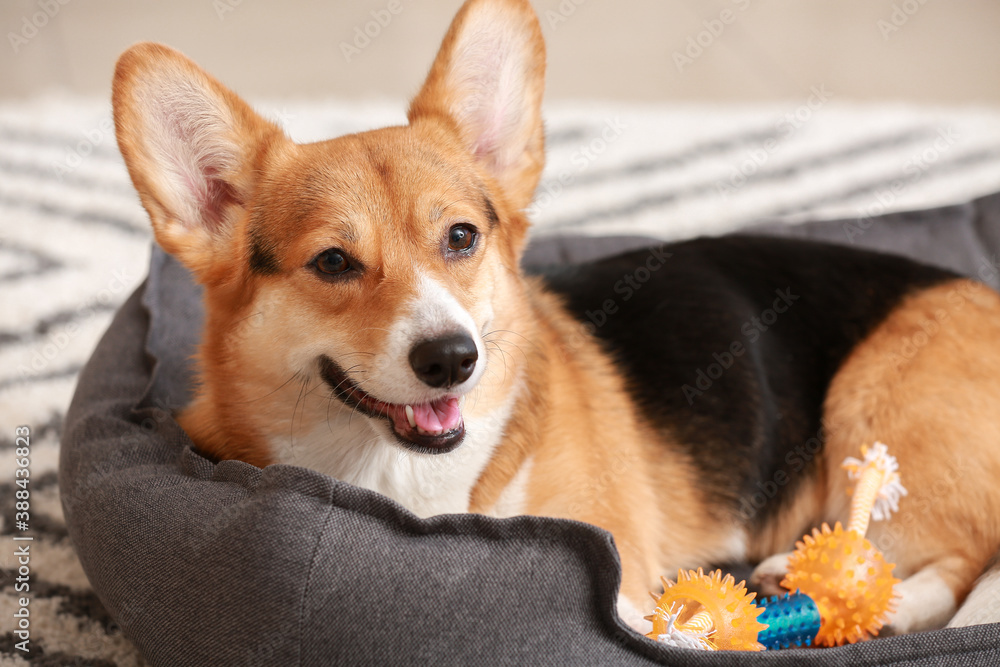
(113, 42, 285, 278)
(408, 0, 545, 211)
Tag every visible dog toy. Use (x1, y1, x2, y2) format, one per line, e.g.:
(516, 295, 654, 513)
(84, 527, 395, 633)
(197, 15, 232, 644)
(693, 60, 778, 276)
(755, 591, 821, 650)
(647, 568, 767, 651)
(780, 442, 903, 646)
(646, 571, 821, 651)
(646, 442, 903, 650)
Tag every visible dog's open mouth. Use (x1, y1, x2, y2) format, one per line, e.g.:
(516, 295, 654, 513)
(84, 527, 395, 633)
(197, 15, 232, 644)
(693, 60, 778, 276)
(319, 356, 465, 453)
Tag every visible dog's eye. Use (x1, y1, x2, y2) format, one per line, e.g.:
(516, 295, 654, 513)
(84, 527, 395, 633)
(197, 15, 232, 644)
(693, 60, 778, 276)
(447, 224, 477, 253)
(313, 249, 352, 277)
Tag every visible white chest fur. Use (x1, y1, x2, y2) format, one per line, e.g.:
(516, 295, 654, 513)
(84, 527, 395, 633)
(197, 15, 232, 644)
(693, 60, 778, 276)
(273, 392, 520, 517)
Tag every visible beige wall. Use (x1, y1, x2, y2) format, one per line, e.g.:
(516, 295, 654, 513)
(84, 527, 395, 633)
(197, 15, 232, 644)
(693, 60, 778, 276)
(2, 0, 1000, 104)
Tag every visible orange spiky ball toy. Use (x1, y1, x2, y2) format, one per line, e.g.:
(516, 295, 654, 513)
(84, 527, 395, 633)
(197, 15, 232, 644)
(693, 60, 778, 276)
(780, 442, 904, 646)
(782, 522, 899, 646)
(646, 568, 767, 651)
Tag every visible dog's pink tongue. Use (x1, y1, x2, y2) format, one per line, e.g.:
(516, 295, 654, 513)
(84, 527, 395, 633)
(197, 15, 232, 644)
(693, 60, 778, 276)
(412, 397, 462, 433)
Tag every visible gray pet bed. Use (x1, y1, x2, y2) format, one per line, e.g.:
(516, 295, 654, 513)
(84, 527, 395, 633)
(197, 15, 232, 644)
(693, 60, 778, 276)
(60, 194, 1000, 666)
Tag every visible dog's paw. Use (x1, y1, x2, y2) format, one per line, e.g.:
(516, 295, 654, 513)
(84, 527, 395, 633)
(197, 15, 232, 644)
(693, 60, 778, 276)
(877, 622, 903, 637)
(617, 594, 652, 635)
(749, 552, 792, 598)
(882, 567, 958, 635)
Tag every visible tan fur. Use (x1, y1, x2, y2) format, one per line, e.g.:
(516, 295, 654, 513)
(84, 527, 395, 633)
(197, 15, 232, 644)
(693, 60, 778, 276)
(749, 278, 1000, 630)
(821, 279, 1000, 598)
(113, 0, 1000, 632)
(468, 281, 731, 602)
(746, 474, 826, 563)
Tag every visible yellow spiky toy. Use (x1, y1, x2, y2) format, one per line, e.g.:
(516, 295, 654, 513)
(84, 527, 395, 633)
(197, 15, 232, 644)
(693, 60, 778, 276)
(781, 442, 903, 646)
(645, 568, 767, 651)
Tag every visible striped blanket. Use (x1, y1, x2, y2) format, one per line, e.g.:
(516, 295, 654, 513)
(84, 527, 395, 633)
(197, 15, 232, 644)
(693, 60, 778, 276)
(3, 96, 1000, 665)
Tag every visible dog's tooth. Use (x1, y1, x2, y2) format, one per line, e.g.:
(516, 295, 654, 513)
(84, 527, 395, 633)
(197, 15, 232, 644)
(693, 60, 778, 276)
(405, 405, 416, 429)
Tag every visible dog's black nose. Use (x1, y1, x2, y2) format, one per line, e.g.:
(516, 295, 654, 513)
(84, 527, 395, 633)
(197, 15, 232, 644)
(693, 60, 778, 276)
(409, 334, 478, 388)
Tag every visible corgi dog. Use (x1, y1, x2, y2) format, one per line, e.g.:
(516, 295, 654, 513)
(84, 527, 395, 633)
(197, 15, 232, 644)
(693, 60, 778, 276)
(112, 0, 1000, 637)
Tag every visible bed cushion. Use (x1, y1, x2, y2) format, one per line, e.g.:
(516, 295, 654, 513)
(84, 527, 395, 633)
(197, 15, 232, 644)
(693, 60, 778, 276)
(60, 192, 1000, 665)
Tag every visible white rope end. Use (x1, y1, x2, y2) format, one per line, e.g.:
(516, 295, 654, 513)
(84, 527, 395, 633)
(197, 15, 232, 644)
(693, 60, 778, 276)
(842, 441, 908, 521)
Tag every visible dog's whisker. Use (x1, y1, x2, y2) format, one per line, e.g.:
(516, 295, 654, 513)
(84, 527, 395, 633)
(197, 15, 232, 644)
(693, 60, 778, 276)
(327, 364, 367, 393)
(484, 328, 536, 347)
(230, 310, 265, 327)
(479, 364, 502, 387)
(486, 336, 526, 358)
(484, 332, 530, 364)
(319, 364, 372, 434)
(347, 392, 373, 431)
(235, 370, 304, 405)
(336, 351, 376, 360)
(483, 347, 505, 386)
(289, 375, 311, 449)
(486, 341, 513, 385)
(325, 393, 337, 435)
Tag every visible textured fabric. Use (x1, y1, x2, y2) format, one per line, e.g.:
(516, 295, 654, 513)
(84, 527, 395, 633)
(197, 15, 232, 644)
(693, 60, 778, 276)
(58, 193, 1000, 666)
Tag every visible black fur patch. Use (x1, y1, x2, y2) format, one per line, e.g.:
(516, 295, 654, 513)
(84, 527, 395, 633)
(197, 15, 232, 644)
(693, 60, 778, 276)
(483, 195, 500, 229)
(248, 234, 280, 275)
(536, 236, 958, 529)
